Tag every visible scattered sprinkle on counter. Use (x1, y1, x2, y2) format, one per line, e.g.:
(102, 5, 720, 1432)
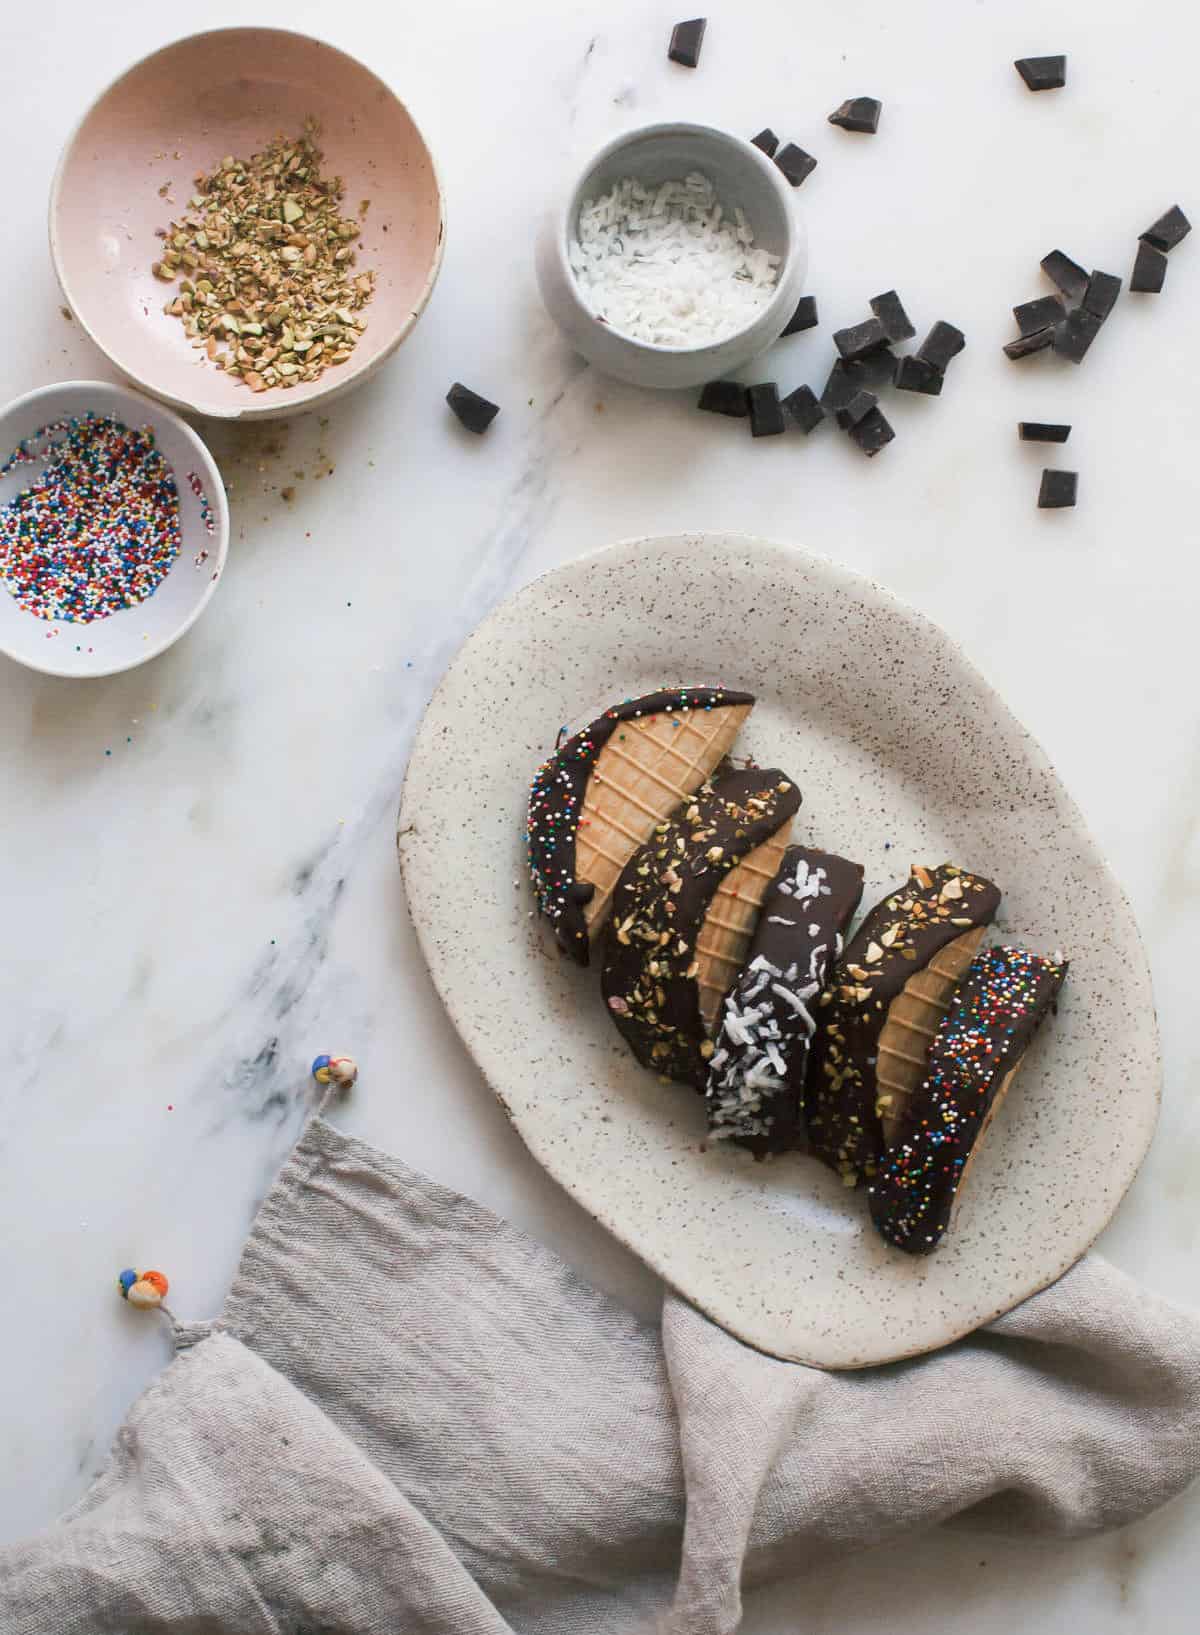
(0, 414, 181, 623)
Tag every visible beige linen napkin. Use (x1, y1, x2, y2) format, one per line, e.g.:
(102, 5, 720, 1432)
(2, 1114, 1198, 1635)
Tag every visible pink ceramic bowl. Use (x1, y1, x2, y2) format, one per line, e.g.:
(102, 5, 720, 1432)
(50, 28, 445, 421)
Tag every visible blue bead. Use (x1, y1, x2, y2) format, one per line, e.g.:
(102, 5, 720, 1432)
(117, 1268, 138, 1297)
(310, 1054, 331, 1080)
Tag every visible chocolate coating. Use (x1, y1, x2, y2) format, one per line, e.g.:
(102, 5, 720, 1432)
(526, 687, 754, 963)
(601, 768, 801, 1088)
(805, 864, 1001, 1185)
(870, 946, 1068, 1254)
(706, 845, 863, 1156)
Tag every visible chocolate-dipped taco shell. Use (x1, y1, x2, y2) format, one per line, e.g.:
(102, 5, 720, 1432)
(526, 686, 754, 964)
(601, 768, 801, 1088)
(869, 945, 1068, 1255)
(805, 864, 1001, 1185)
(706, 845, 864, 1156)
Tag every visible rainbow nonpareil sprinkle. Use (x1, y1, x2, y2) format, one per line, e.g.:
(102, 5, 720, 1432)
(0, 414, 181, 623)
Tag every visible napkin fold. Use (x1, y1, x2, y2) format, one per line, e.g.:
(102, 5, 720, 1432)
(2, 1114, 1198, 1635)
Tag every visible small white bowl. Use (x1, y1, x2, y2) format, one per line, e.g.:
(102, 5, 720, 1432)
(536, 122, 808, 390)
(0, 381, 229, 678)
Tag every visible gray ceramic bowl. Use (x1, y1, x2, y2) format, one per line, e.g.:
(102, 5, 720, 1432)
(535, 122, 808, 390)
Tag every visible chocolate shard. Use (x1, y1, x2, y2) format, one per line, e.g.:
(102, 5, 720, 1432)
(1014, 54, 1067, 90)
(1131, 240, 1168, 293)
(750, 128, 779, 157)
(917, 320, 966, 372)
(1003, 328, 1055, 360)
(894, 355, 944, 395)
(821, 360, 858, 411)
(667, 17, 706, 67)
(1040, 249, 1089, 304)
(747, 383, 787, 436)
(446, 383, 500, 435)
(848, 405, 895, 456)
(601, 767, 802, 1088)
(1140, 204, 1191, 253)
(869, 289, 916, 343)
(781, 384, 826, 433)
(1081, 269, 1122, 320)
(1019, 422, 1071, 442)
(1053, 306, 1103, 363)
(1014, 294, 1066, 336)
(835, 389, 877, 429)
(775, 143, 818, 187)
(834, 316, 890, 359)
(781, 294, 819, 336)
(805, 863, 1001, 1185)
(698, 380, 749, 418)
(828, 96, 882, 133)
(705, 846, 865, 1157)
(869, 947, 1069, 1255)
(820, 354, 896, 409)
(1038, 469, 1078, 508)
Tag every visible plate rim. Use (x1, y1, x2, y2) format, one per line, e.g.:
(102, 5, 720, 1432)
(398, 531, 1162, 1367)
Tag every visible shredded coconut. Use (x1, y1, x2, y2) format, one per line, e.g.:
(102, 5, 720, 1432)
(569, 172, 781, 348)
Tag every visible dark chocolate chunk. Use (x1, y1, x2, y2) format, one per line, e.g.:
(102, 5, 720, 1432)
(1131, 239, 1168, 293)
(834, 316, 889, 359)
(870, 947, 1068, 1255)
(747, 382, 786, 436)
(781, 384, 826, 433)
(1140, 205, 1191, 253)
(805, 863, 1001, 1184)
(602, 767, 802, 1088)
(848, 406, 895, 456)
(916, 320, 965, 372)
(835, 389, 877, 429)
(1041, 249, 1089, 304)
(1014, 294, 1066, 336)
(869, 289, 916, 343)
(780, 294, 819, 336)
(1003, 328, 1055, 360)
(775, 143, 818, 187)
(698, 380, 749, 418)
(894, 355, 944, 395)
(667, 17, 706, 67)
(820, 354, 896, 409)
(446, 383, 500, 435)
(1081, 269, 1121, 320)
(1019, 422, 1071, 442)
(750, 127, 779, 157)
(1038, 468, 1078, 508)
(706, 846, 864, 1157)
(820, 361, 857, 411)
(1014, 54, 1067, 90)
(1053, 306, 1102, 362)
(856, 346, 899, 389)
(828, 96, 882, 133)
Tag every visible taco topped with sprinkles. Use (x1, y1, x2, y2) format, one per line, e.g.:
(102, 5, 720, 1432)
(526, 686, 754, 962)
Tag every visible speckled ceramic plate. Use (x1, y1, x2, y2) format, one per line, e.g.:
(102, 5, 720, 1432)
(397, 535, 1160, 1368)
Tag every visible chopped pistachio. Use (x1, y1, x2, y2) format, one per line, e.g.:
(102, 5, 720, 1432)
(150, 116, 375, 394)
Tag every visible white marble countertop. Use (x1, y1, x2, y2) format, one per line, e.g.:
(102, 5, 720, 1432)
(2, 0, 1198, 1628)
